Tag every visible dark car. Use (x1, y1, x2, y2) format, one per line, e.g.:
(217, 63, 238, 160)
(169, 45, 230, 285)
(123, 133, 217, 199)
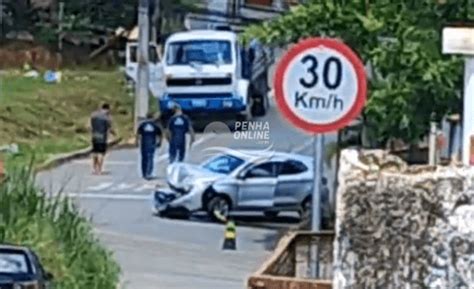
(0, 245, 54, 289)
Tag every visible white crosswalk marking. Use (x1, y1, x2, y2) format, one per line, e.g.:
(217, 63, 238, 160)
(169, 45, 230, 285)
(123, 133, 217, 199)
(114, 183, 135, 191)
(193, 134, 215, 146)
(73, 160, 137, 165)
(133, 183, 157, 192)
(157, 154, 169, 162)
(87, 182, 114, 191)
(67, 193, 150, 200)
(85, 181, 159, 194)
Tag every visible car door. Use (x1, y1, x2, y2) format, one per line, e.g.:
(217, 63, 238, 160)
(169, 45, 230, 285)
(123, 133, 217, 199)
(29, 251, 48, 289)
(148, 43, 164, 98)
(275, 160, 312, 207)
(126, 43, 163, 98)
(236, 162, 278, 209)
(125, 43, 138, 82)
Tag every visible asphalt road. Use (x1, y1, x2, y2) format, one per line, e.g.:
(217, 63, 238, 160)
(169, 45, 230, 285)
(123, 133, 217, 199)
(36, 103, 328, 289)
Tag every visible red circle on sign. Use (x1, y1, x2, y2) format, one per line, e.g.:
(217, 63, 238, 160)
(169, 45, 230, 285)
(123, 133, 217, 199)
(274, 38, 367, 134)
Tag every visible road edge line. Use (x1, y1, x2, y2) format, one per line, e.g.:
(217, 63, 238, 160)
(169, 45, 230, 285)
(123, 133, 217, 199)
(35, 138, 129, 172)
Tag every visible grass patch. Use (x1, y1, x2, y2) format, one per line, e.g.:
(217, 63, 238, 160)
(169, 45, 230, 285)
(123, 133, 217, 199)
(0, 70, 134, 167)
(0, 166, 120, 289)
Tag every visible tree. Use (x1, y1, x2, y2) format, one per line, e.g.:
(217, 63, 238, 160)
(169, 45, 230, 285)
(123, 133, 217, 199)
(244, 0, 471, 147)
(156, 0, 196, 37)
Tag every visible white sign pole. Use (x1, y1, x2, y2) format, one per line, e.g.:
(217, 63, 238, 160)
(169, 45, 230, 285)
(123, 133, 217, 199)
(310, 133, 324, 279)
(462, 57, 474, 165)
(312, 134, 324, 232)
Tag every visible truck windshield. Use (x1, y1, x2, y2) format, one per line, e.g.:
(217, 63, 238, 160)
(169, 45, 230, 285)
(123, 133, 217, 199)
(166, 40, 232, 65)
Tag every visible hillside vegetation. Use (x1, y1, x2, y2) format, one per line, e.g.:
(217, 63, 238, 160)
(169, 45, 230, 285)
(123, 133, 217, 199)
(0, 167, 120, 289)
(0, 70, 134, 167)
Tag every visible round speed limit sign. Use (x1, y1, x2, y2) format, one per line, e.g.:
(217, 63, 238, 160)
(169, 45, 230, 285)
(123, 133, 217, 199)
(274, 38, 367, 133)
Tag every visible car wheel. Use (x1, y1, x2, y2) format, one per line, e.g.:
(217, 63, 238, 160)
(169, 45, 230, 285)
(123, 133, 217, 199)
(264, 211, 279, 219)
(300, 197, 312, 220)
(207, 195, 231, 222)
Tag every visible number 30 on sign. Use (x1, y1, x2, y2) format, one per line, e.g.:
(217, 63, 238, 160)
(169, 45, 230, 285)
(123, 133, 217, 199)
(274, 38, 367, 134)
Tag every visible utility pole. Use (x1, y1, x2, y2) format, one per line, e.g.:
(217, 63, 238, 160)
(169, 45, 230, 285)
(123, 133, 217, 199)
(135, 0, 151, 130)
(151, 0, 161, 43)
(58, 2, 65, 51)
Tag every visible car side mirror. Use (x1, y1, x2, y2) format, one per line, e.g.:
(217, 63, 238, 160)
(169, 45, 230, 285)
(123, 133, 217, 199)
(45, 272, 54, 281)
(238, 172, 248, 180)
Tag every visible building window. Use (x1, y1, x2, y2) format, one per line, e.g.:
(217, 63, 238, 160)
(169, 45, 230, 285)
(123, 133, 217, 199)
(244, 0, 301, 9)
(245, 0, 274, 7)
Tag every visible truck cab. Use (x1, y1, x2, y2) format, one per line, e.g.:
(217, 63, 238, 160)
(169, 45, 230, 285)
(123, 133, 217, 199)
(159, 29, 272, 122)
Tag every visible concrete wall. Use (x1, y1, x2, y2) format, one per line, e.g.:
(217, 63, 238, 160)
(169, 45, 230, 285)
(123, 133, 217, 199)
(333, 149, 474, 289)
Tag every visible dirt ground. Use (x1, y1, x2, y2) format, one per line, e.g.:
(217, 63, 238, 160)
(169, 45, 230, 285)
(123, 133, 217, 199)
(0, 40, 118, 69)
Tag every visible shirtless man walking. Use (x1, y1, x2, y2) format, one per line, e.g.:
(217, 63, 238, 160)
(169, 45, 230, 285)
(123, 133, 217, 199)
(90, 103, 116, 175)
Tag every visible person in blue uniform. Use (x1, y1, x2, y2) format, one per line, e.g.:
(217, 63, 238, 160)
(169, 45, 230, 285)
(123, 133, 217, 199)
(167, 104, 195, 163)
(137, 112, 162, 180)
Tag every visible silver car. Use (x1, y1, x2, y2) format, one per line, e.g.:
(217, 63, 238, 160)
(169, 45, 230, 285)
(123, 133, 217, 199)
(153, 149, 314, 221)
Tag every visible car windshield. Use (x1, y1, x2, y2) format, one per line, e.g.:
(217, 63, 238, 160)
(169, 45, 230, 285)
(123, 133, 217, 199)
(0, 250, 31, 275)
(202, 154, 244, 175)
(166, 40, 233, 65)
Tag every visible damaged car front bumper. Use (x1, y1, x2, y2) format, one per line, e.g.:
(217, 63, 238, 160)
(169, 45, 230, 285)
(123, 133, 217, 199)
(151, 187, 202, 217)
(152, 188, 180, 215)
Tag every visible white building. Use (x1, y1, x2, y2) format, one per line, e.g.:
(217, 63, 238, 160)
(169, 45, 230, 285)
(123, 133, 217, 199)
(186, 0, 305, 31)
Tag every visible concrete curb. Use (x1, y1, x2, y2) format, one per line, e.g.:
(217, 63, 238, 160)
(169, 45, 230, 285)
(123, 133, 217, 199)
(35, 138, 128, 172)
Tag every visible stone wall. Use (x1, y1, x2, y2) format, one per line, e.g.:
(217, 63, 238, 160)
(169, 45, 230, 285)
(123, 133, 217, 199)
(333, 149, 474, 289)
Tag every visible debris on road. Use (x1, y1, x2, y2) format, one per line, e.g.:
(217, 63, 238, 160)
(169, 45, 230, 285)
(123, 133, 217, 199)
(0, 143, 19, 155)
(23, 70, 40, 78)
(44, 70, 62, 83)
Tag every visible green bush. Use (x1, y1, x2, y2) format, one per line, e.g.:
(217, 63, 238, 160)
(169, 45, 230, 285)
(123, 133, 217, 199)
(0, 165, 120, 289)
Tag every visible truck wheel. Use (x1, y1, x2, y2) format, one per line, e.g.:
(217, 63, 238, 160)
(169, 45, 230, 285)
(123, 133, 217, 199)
(253, 94, 268, 117)
(238, 96, 253, 121)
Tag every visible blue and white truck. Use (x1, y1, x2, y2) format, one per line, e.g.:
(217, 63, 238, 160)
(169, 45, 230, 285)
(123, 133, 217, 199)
(158, 28, 273, 121)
